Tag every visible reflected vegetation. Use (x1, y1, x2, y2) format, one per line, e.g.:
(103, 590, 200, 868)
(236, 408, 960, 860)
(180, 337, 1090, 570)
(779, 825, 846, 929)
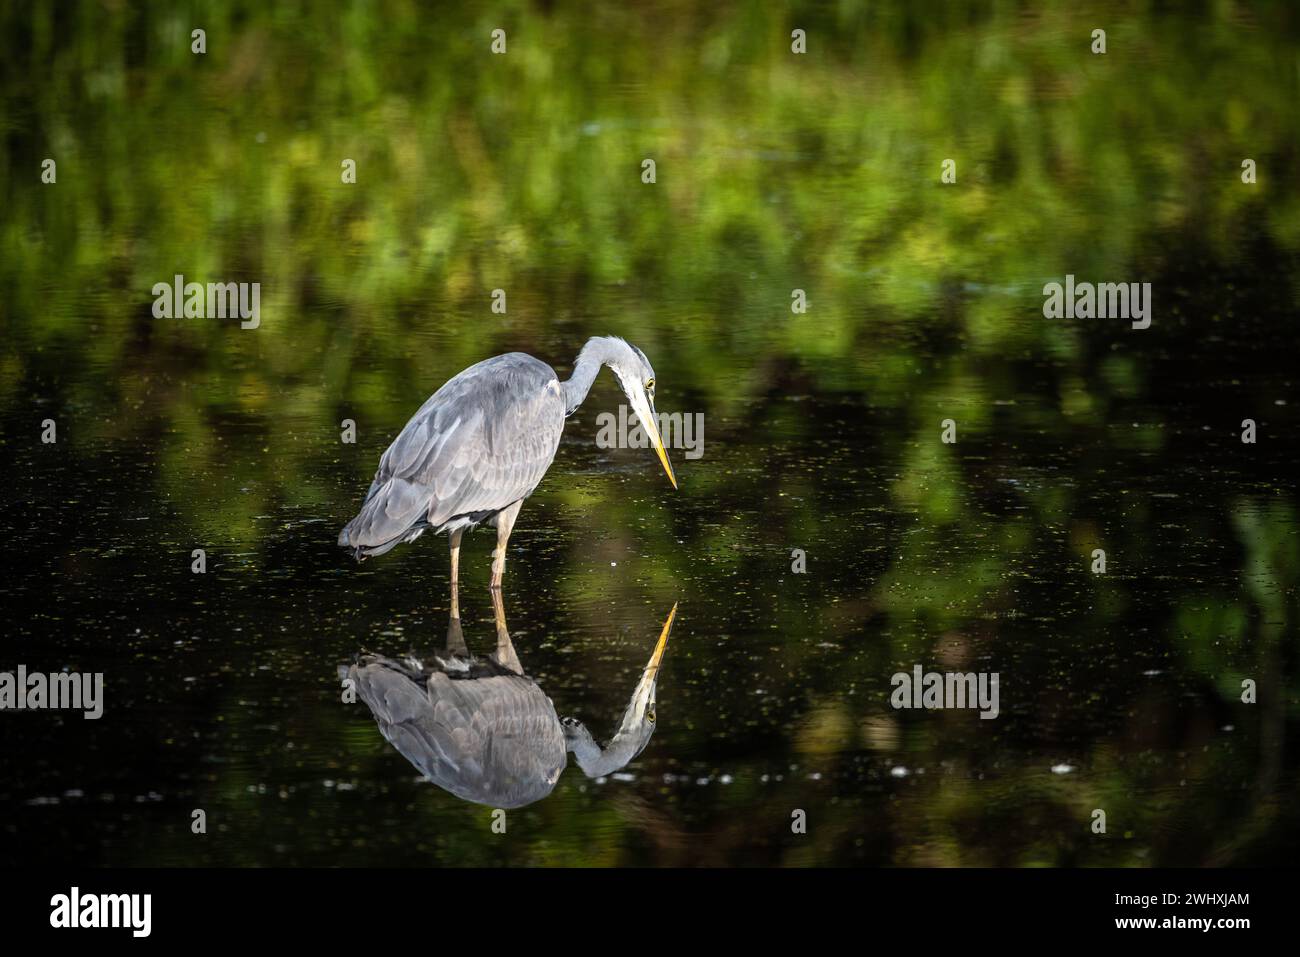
(1, 1, 1298, 866)
(343, 593, 674, 808)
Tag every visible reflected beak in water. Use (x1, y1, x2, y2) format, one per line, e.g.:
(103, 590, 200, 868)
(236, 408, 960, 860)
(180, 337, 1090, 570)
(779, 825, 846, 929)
(632, 603, 677, 716)
(645, 602, 676, 678)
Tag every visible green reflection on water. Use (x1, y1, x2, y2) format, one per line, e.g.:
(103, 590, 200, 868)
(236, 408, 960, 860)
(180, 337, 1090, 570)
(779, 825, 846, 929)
(1, 1, 1297, 866)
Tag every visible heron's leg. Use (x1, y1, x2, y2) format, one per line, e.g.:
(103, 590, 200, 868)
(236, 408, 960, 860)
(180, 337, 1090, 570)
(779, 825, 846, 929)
(489, 586, 522, 674)
(489, 500, 523, 591)
(449, 528, 465, 588)
(448, 528, 465, 618)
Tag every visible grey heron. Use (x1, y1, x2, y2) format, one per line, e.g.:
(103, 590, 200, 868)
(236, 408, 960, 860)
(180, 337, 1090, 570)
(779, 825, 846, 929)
(340, 593, 677, 808)
(338, 336, 676, 588)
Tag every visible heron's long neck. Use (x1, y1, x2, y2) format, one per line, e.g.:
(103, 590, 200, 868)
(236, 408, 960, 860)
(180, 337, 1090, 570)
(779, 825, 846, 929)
(561, 337, 621, 416)
(561, 355, 601, 416)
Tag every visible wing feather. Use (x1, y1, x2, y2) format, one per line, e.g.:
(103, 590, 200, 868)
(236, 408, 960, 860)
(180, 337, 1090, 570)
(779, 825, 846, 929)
(339, 353, 566, 554)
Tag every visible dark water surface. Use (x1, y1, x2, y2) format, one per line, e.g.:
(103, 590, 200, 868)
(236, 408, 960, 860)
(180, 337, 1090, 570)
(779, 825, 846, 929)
(2, 2, 1298, 866)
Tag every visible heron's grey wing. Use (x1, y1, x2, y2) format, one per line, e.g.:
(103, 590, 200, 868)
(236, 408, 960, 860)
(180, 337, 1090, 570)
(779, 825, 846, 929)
(417, 355, 567, 528)
(339, 353, 566, 552)
(347, 661, 566, 808)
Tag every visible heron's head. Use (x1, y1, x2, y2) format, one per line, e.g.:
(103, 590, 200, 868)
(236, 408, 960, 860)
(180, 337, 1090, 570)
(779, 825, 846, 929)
(563, 604, 677, 778)
(603, 338, 677, 489)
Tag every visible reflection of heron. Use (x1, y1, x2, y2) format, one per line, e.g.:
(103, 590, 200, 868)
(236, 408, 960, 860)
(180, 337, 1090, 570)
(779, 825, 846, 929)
(340, 592, 677, 808)
(338, 337, 676, 589)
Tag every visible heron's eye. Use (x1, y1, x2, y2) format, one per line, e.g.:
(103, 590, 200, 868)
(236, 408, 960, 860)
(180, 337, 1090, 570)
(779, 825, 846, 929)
(645, 378, 654, 392)
(646, 704, 656, 723)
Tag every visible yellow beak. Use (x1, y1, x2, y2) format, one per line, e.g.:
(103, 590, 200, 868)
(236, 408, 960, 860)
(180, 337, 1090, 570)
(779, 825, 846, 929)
(634, 392, 678, 489)
(651, 428, 678, 489)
